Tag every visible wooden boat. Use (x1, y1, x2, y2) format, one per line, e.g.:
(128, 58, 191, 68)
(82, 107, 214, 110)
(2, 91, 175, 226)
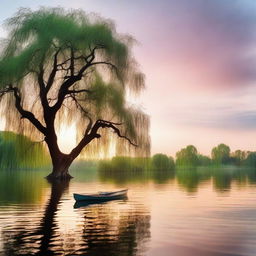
(73, 189, 128, 202)
(74, 197, 128, 209)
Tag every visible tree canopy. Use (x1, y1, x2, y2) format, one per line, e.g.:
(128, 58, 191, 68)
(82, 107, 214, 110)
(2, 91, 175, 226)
(176, 145, 199, 167)
(151, 153, 175, 170)
(0, 8, 150, 177)
(211, 144, 230, 165)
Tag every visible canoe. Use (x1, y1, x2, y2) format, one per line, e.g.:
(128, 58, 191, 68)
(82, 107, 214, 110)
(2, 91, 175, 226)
(73, 189, 128, 202)
(74, 197, 128, 209)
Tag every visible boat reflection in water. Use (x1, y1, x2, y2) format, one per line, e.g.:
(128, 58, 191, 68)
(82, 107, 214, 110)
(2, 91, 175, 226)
(0, 176, 150, 256)
(3, 165, 256, 255)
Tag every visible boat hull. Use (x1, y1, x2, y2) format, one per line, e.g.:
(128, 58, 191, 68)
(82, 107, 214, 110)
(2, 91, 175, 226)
(73, 189, 128, 202)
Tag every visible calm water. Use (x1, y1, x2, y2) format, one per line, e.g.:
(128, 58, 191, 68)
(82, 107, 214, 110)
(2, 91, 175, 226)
(1, 165, 256, 256)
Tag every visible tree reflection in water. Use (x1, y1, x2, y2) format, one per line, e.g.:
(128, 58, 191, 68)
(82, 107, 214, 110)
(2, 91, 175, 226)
(99, 165, 256, 193)
(36, 180, 70, 256)
(1, 179, 150, 256)
(1, 180, 69, 256)
(75, 205, 150, 256)
(177, 168, 256, 193)
(2, 165, 256, 255)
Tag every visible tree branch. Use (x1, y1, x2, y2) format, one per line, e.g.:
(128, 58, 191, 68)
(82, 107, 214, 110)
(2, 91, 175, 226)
(51, 45, 115, 114)
(90, 61, 118, 71)
(46, 48, 61, 93)
(69, 118, 137, 160)
(66, 89, 91, 95)
(97, 119, 123, 126)
(70, 95, 93, 136)
(95, 119, 137, 146)
(0, 86, 47, 135)
(51, 76, 82, 113)
(51, 48, 96, 113)
(57, 55, 84, 68)
(69, 47, 75, 77)
(37, 64, 49, 111)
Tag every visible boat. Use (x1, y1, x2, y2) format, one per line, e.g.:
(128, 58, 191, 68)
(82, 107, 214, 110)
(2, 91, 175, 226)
(73, 189, 128, 202)
(73, 197, 128, 209)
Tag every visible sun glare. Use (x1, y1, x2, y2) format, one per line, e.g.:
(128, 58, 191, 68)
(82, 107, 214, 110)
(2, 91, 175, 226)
(57, 123, 117, 158)
(0, 118, 5, 131)
(58, 123, 77, 154)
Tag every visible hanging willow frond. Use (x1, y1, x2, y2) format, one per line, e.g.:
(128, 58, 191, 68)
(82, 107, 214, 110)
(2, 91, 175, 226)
(0, 7, 150, 158)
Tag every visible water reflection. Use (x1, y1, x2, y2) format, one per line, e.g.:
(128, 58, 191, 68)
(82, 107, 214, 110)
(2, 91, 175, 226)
(99, 169, 175, 185)
(0, 170, 47, 204)
(0, 173, 150, 256)
(176, 168, 211, 193)
(1, 180, 68, 256)
(2, 165, 256, 255)
(76, 204, 150, 256)
(37, 180, 70, 256)
(99, 166, 256, 193)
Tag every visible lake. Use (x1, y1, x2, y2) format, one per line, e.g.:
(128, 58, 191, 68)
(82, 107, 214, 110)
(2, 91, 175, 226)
(1, 164, 256, 256)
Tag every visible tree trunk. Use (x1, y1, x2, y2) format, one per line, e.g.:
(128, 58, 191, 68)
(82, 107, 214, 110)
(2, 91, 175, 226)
(46, 152, 74, 180)
(44, 120, 75, 180)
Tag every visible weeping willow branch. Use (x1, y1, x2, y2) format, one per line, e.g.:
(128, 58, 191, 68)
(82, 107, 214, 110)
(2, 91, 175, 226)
(51, 47, 108, 113)
(0, 8, 150, 177)
(96, 119, 137, 147)
(70, 119, 137, 159)
(0, 86, 47, 135)
(90, 61, 118, 71)
(67, 89, 92, 94)
(70, 94, 93, 136)
(45, 48, 61, 93)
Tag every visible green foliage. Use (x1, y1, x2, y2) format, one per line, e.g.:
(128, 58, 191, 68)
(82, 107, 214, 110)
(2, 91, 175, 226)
(0, 131, 49, 168)
(176, 145, 199, 167)
(197, 154, 211, 166)
(0, 8, 130, 86)
(98, 156, 175, 185)
(233, 150, 247, 164)
(0, 7, 150, 158)
(99, 154, 175, 173)
(151, 154, 175, 171)
(243, 152, 256, 168)
(211, 144, 230, 165)
(98, 156, 150, 185)
(99, 156, 150, 172)
(79, 161, 256, 190)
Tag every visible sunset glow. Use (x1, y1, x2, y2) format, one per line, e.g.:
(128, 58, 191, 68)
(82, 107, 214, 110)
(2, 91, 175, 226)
(1, 0, 256, 156)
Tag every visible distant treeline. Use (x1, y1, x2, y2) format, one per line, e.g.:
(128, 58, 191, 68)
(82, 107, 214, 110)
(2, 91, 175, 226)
(0, 131, 255, 171)
(99, 154, 175, 172)
(99, 144, 256, 172)
(175, 144, 256, 168)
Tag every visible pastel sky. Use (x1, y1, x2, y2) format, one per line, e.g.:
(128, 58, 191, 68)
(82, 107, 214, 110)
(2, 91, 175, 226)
(1, 0, 256, 156)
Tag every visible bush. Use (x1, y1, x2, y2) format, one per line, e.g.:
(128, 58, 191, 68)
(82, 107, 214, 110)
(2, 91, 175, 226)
(151, 154, 175, 171)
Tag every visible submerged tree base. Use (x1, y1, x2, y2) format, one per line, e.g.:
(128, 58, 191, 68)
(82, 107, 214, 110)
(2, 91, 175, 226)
(46, 172, 73, 181)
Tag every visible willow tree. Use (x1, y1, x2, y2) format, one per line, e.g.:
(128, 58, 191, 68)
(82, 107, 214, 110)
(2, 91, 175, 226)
(0, 8, 150, 179)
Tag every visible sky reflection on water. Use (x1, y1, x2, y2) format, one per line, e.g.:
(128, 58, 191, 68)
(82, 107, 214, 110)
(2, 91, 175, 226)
(1, 166, 256, 255)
